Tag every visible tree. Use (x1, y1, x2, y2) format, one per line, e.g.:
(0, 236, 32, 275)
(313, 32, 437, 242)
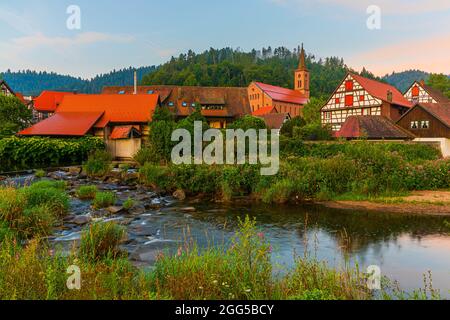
(146, 106, 176, 163)
(302, 97, 327, 124)
(228, 115, 267, 131)
(0, 95, 32, 137)
(427, 74, 450, 98)
(280, 117, 307, 137)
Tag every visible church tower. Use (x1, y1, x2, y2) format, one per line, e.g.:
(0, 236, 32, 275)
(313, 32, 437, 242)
(294, 44, 310, 99)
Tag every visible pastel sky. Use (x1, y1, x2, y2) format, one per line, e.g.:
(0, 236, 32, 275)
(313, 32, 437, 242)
(0, 0, 449, 78)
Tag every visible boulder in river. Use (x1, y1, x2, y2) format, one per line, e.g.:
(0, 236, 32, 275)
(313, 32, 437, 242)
(107, 206, 124, 214)
(72, 215, 92, 226)
(173, 189, 186, 201)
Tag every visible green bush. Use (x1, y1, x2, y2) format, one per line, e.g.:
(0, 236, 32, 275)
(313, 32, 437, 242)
(79, 222, 126, 262)
(93, 192, 116, 209)
(84, 150, 112, 178)
(123, 198, 135, 210)
(34, 169, 46, 178)
(0, 137, 105, 172)
(76, 186, 98, 200)
(21, 185, 70, 217)
(134, 145, 162, 165)
(139, 164, 173, 190)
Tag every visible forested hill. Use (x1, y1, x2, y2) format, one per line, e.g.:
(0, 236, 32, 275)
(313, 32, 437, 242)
(141, 47, 380, 99)
(1, 66, 156, 96)
(382, 70, 431, 93)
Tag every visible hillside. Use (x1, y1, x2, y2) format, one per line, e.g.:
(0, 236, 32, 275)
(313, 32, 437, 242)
(382, 70, 431, 93)
(141, 47, 380, 99)
(1, 66, 156, 96)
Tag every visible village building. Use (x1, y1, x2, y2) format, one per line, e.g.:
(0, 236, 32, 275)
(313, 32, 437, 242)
(403, 80, 450, 105)
(18, 94, 160, 159)
(30, 91, 75, 122)
(335, 115, 415, 140)
(0, 80, 31, 106)
(252, 106, 290, 130)
(248, 45, 310, 118)
(321, 73, 413, 132)
(102, 85, 250, 129)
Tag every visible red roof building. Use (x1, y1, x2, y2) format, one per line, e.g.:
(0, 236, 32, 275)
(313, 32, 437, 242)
(404, 80, 450, 104)
(33, 91, 75, 113)
(247, 45, 310, 118)
(336, 116, 415, 140)
(321, 73, 412, 132)
(18, 94, 161, 159)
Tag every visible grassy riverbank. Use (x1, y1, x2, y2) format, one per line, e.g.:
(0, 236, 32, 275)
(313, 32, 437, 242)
(0, 178, 445, 300)
(137, 142, 449, 204)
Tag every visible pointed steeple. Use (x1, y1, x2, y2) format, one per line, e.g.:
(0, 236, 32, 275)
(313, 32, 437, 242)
(298, 43, 307, 71)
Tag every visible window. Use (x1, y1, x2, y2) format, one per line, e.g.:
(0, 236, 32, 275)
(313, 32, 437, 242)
(360, 95, 365, 102)
(421, 121, 430, 129)
(411, 121, 419, 129)
(335, 98, 340, 104)
(182, 102, 187, 107)
(147, 90, 154, 94)
(345, 95, 354, 107)
(363, 109, 370, 115)
(168, 102, 174, 107)
(118, 90, 125, 94)
(412, 86, 420, 97)
(345, 80, 354, 91)
(191, 103, 196, 107)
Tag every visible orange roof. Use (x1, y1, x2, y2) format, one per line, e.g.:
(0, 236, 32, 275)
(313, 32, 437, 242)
(57, 94, 160, 128)
(254, 82, 309, 105)
(350, 74, 412, 108)
(110, 126, 141, 140)
(252, 106, 276, 116)
(33, 91, 75, 112)
(18, 112, 104, 136)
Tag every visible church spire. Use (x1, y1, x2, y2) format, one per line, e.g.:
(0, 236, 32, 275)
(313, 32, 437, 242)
(298, 43, 307, 71)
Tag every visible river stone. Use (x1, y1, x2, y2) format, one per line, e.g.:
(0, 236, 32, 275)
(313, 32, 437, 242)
(180, 207, 196, 213)
(72, 215, 92, 226)
(68, 166, 82, 175)
(173, 189, 186, 201)
(107, 206, 124, 214)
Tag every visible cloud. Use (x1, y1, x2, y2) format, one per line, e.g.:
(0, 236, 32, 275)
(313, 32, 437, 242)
(347, 33, 450, 75)
(269, 0, 450, 15)
(0, 8, 35, 35)
(11, 32, 135, 50)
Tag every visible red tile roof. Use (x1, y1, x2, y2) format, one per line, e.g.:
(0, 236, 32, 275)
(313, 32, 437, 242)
(336, 116, 415, 140)
(56, 94, 160, 128)
(254, 82, 309, 105)
(18, 112, 104, 136)
(252, 106, 276, 116)
(257, 113, 290, 130)
(350, 74, 412, 108)
(416, 103, 450, 127)
(33, 91, 75, 112)
(110, 126, 141, 140)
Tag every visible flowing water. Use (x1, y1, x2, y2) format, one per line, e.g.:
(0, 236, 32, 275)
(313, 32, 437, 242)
(3, 173, 450, 297)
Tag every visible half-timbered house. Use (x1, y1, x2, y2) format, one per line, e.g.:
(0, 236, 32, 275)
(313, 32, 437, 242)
(403, 80, 450, 104)
(321, 73, 413, 131)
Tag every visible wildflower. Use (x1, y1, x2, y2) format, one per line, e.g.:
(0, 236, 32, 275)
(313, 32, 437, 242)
(245, 288, 251, 293)
(177, 247, 183, 257)
(212, 280, 218, 285)
(257, 232, 265, 239)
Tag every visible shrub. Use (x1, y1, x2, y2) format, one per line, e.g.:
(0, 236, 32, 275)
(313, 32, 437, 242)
(134, 144, 162, 165)
(0, 137, 105, 172)
(0, 187, 27, 222)
(84, 150, 112, 178)
(20, 185, 70, 217)
(35, 169, 46, 178)
(76, 185, 98, 200)
(93, 192, 116, 209)
(79, 222, 126, 262)
(19, 205, 56, 239)
(28, 180, 66, 190)
(123, 198, 135, 210)
(139, 164, 173, 190)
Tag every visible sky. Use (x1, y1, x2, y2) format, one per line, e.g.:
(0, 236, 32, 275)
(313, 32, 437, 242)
(0, 0, 449, 78)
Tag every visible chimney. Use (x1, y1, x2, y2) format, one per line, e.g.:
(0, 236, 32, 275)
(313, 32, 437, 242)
(420, 79, 425, 86)
(133, 71, 137, 95)
(387, 90, 393, 103)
